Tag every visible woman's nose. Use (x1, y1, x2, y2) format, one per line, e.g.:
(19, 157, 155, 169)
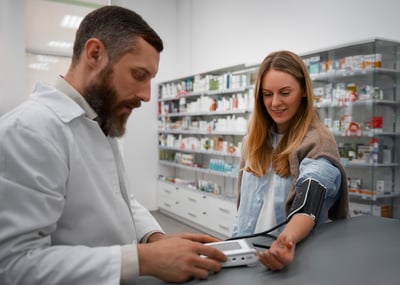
(271, 94, 280, 106)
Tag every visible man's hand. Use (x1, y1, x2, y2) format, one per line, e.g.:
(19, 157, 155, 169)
(147, 232, 220, 244)
(138, 234, 227, 283)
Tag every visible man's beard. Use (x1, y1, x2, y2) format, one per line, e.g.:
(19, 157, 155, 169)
(83, 66, 140, 137)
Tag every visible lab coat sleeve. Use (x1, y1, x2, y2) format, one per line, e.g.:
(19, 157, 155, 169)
(0, 123, 121, 285)
(113, 138, 165, 242)
(130, 198, 165, 241)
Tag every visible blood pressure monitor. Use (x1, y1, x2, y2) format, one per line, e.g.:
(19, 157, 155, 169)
(205, 239, 257, 267)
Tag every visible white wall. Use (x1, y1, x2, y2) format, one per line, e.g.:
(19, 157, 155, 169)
(187, 0, 400, 74)
(0, 0, 26, 115)
(113, 0, 179, 209)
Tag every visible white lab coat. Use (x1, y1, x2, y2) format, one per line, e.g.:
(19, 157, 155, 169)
(0, 82, 163, 284)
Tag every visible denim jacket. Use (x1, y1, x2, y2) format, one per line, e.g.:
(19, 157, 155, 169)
(231, 157, 341, 237)
(231, 118, 348, 237)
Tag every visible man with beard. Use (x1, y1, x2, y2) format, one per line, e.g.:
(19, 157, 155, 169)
(0, 5, 226, 285)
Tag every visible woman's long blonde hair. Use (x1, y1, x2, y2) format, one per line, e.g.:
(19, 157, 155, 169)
(244, 50, 319, 177)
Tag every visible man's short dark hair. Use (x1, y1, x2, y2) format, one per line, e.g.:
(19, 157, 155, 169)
(72, 5, 163, 65)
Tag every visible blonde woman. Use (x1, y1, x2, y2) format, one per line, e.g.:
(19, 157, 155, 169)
(232, 50, 348, 270)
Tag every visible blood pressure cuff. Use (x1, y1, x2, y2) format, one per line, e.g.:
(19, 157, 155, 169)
(287, 178, 326, 223)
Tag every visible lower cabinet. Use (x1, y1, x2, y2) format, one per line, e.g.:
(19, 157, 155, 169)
(157, 181, 237, 239)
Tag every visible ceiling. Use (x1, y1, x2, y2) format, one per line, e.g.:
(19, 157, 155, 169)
(25, 0, 109, 56)
(24, 0, 110, 93)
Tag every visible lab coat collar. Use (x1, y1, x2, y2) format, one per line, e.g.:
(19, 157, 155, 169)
(55, 76, 98, 121)
(31, 80, 86, 123)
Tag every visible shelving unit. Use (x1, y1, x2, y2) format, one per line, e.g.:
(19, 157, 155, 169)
(157, 39, 400, 238)
(157, 64, 257, 238)
(302, 38, 400, 218)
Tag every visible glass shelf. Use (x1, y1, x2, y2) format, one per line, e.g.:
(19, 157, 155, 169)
(158, 87, 248, 102)
(159, 160, 237, 178)
(331, 131, 399, 137)
(315, 99, 398, 109)
(158, 129, 246, 136)
(310, 68, 400, 82)
(349, 191, 399, 201)
(158, 108, 251, 118)
(157, 179, 237, 203)
(158, 145, 240, 158)
(345, 161, 399, 168)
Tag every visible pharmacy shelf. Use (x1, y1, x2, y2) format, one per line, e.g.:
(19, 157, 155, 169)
(158, 129, 246, 136)
(158, 87, 248, 102)
(159, 160, 237, 178)
(158, 146, 240, 158)
(158, 109, 251, 118)
(310, 68, 400, 81)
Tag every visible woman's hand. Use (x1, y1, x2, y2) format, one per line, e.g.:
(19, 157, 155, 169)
(258, 213, 314, 271)
(257, 233, 296, 271)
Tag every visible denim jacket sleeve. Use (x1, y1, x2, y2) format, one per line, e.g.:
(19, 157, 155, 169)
(295, 157, 342, 222)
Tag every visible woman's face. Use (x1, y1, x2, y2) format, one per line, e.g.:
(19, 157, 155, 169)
(261, 69, 303, 134)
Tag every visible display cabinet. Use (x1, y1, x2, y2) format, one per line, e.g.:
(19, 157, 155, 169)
(157, 64, 257, 238)
(302, 39, 400, 218)
(156, 39, 400, 237)
(157, 180, 237, 238)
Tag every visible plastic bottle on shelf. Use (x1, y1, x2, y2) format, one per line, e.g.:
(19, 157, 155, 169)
(232, 94, 238, 109)
(179, 97, 186, 113)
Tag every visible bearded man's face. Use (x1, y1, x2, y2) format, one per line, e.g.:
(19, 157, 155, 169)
(84, 64, 140, 137)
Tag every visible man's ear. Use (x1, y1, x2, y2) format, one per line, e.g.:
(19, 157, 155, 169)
(84, 38, 106, 68)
